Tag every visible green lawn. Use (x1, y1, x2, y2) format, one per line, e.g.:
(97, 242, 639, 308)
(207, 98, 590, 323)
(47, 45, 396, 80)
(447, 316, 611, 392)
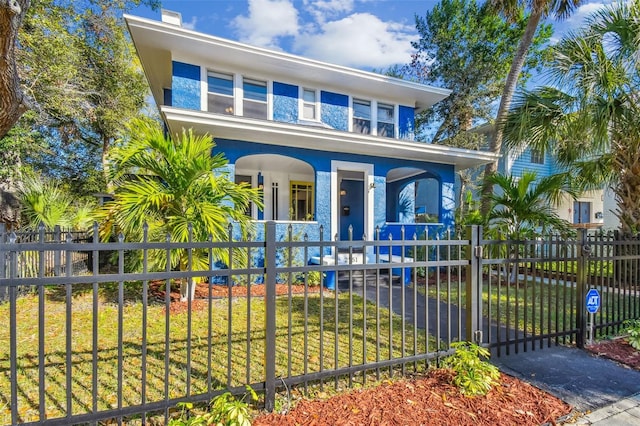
(418, 269, 640, 337)
(0, 283, 437, 424)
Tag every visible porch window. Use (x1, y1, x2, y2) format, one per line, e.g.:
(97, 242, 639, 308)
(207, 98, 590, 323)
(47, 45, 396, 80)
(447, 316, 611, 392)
(353, 99, 371, 134)
(207, 71, 234, 115)
(290, 181, 314, 221)
(243, 78, 268, 119)
(377, 103, 395, 138)
(302, 88, 317, 120)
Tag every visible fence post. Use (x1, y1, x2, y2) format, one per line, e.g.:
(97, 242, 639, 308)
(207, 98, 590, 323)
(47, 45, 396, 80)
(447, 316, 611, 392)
(0, 223, 6, 301)
(264, 221, 277, 412)
(466, 225, 483, 344)
(576, 229, 588, 349)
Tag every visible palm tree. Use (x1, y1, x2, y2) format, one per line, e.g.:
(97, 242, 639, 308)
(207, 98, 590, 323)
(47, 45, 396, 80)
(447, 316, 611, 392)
(18, 174, 97, 231)
(104, 118, 262, 300)
(486, 171, 575, 238)
(480, 0, 584, 216)
(502, 0, 640, 234)
(485, 171, 576, 282)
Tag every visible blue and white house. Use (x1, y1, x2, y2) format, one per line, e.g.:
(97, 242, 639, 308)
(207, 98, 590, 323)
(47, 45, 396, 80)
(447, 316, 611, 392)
(125, 10, 498, 252)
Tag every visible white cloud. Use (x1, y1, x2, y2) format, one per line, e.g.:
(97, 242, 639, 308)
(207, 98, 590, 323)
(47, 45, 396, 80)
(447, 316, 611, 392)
(550, 1, 609, 42)
(181, 16, 198, 31)
(231, 0, 300, 49)
(293, 13, 417, 68)
(303, 0, 354, 24)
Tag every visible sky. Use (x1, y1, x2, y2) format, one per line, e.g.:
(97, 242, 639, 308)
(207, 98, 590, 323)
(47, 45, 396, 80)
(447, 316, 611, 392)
(131, 0, 614, 71)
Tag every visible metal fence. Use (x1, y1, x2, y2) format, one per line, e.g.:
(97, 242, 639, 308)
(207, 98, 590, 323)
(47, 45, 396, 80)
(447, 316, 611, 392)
(1, 223, 639, 425)
(474, 228, 640, 356)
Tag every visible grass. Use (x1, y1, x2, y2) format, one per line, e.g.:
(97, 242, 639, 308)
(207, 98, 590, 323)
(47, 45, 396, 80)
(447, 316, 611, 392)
(416, 266, 640, 338)
(0, 282, 438, 424)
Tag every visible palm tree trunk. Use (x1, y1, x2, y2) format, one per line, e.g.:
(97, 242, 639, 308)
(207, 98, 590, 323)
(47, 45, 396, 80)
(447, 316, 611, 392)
(480, 8, 543, 216)
(179, 277, 197, 302)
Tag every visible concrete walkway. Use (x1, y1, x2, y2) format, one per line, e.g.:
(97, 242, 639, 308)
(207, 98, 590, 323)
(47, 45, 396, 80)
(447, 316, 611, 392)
(492, 345, 640, 424)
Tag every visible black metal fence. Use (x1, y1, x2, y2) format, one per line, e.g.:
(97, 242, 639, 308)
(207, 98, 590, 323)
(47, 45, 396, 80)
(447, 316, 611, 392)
(1, 223, 639, 425)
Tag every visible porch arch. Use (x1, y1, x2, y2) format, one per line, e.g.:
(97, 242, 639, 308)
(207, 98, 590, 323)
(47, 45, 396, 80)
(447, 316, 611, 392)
(385, 167, 441, 223)
(235, 154, 315, 221)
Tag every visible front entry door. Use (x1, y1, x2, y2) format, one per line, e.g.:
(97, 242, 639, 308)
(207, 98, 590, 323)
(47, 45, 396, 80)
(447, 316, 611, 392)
(339, 178, 365, 240)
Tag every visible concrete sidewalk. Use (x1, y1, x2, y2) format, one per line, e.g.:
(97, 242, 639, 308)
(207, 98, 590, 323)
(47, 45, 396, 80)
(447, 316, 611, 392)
(491, 345, 640, 425)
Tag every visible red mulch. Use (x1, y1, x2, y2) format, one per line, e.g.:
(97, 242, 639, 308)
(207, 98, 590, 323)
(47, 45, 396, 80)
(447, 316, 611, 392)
(586, 337, 640, 370)
(253, 370, 571, 426)
(148, 281, 321, 314)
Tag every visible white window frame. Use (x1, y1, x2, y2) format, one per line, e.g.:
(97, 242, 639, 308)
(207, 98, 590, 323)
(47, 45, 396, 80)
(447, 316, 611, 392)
(377, 102, 396, 138)
(206, 70, 235, 115)
(242, 76, 268, 120)
(300, 88, 319, 121)
(351, 98, 372, 135)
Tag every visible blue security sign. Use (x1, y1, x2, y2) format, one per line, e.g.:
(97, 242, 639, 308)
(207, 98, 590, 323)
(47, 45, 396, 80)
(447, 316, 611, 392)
(586, 288, 600, 314)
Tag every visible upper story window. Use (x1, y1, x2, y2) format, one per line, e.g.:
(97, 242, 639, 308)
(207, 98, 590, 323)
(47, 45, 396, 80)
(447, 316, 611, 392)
(377, 103, 395, 138)
(353, 99, 371, 134)
(302, 88, 317, 120)
(531, 148, 544, 164)
(243, 78, 268, 119)
(207, 71, 234, 115)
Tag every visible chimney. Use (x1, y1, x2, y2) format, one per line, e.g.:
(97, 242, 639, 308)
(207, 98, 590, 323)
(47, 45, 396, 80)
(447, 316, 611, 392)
(161, 9, 182, 27)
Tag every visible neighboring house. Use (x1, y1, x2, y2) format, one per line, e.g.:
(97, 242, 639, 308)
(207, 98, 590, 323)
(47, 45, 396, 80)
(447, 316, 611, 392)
(125, 10, 497, 255)
(504, 145, 605, 230)
(471, 124, 606, 230)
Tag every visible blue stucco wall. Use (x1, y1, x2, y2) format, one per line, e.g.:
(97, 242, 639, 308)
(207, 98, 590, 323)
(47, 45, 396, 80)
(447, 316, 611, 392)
(214, 138, 456, 232)
(320, 91, 349, 131)
(399, 105, 415, 141)
(273, 81, 298, 123)
(172, 61, 201, 110)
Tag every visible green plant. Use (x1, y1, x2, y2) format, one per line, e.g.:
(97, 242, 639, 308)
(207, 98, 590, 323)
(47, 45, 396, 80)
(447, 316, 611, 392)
(623, 319, 640, 350)
(443, 341, 500, 396)
(169, 386, 258, 426)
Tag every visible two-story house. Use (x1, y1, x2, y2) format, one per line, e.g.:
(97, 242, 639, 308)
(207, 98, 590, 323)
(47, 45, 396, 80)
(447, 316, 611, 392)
(125, 10, 498, 253)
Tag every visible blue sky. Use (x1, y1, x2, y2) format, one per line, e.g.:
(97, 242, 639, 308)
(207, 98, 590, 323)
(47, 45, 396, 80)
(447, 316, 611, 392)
(131, 0, 614, 71)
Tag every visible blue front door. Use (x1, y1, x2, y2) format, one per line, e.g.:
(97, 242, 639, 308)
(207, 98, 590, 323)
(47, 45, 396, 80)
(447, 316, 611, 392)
(339, 179, 365, 240)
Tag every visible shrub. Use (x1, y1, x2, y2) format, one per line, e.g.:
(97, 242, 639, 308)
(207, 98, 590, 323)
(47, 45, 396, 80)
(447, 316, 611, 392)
(169, 386, 257, 426)
(443, 341, 500, 396)
(623, 319, 640, 350)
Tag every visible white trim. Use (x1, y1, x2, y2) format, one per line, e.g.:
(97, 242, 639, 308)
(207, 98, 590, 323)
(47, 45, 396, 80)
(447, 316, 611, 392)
(300, 87, 320, 122)
(162, 106, 500, 169)
(234, 74, 243, 116)
(331, 160, 375, 252)
(200, 66, 207, 111)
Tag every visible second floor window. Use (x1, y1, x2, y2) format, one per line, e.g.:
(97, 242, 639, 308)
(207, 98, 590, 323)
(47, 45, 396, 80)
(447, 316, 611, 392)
(531, 148, 544, 164)
(243, 78, 267, 119)
(353, 99, 371, 134)
(207, 72, 234, 115)
(377, 103, 395, 138)
(302, 89, 317, 120)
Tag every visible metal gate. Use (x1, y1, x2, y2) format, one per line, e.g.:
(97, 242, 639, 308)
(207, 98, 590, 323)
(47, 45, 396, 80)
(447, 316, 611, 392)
(465, 227, 640, 356)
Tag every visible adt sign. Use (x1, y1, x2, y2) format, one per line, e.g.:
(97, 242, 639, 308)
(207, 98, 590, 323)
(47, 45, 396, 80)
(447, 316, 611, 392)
(586, 288, 600, 314)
